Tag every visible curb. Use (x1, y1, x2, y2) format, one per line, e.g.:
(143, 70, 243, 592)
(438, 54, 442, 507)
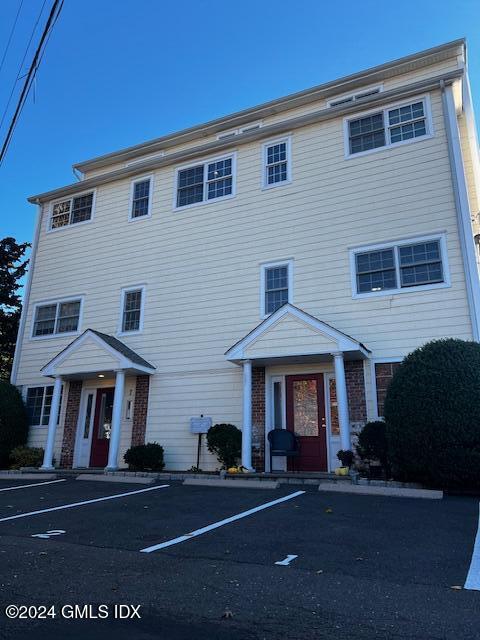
(183, 478, 279, 490)
(76, 474, 155, 485)
(0, 473, 57, 481)
(318, 483, 443, 499)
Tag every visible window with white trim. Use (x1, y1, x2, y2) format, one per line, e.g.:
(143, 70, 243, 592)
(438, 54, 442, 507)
(33, 299, 81, 337)
(176, 155, 234, 208)
(121, 288, 143, 332)
(352, 237, 446, 296)
(130, 177, 152, 219)
(263, 138, 290, 187)
(50, 193, 94, 229)
(347, 98, 429, 156)
(261, 260, 293, 315)
(26, 385, 63, 426)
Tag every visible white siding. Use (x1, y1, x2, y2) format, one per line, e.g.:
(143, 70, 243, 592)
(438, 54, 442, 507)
(16, 53, 478, 470)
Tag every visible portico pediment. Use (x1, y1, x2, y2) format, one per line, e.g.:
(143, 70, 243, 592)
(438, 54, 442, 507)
(225, 304, 369, 363)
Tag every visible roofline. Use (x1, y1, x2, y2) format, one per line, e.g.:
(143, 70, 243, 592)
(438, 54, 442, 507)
(28, 67, 463, 204)
(73, 39, 465, 174)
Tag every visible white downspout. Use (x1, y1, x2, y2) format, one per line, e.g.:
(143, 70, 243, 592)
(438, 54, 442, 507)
(10, 203, 43, 384)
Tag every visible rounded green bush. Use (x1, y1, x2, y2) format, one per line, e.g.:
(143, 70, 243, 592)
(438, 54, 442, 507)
(384, 338, 480, 488)
(356, 421, 389, 468)
(9, 446, 44, 469)
(124, 442, 165, 471)
(0, 381, 29, 468)
(206, 423, 241, 469)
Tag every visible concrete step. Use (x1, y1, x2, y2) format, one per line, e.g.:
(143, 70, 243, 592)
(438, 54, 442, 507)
(318, 483, 443, 499)
(184, 478, 279, 490)
(76, 474, 155, 484)
(0, 472, 57, 480)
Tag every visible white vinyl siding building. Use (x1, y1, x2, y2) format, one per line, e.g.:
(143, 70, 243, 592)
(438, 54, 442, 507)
(12, 40, 480, 473)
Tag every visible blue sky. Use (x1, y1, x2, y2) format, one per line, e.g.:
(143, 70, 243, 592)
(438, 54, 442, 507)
(0, 0, 479, 245)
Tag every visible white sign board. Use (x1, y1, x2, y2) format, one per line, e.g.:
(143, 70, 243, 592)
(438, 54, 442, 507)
(190, 416, 212, 434)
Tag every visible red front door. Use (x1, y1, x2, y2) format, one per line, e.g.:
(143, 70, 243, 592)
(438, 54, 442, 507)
(89, 388, 115, 468)
(286, 374, 327, 472)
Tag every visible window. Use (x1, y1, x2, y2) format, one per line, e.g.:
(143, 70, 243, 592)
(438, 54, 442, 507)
(351, 236, 448, 297)
(130, 177, 152, 219)
(120, 287, 144, 333)
(175, 155, 235, 208)
(261, 260, 293, 316)
(263, 138, 291, 188)
(32, 299, 82, 337)
(26, 385, 63, 426)
(50, 192, 94, 229)
(346, 97, 430, 156)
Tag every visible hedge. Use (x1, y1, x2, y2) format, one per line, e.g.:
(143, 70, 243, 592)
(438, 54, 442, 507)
(0, 381, 29, 468)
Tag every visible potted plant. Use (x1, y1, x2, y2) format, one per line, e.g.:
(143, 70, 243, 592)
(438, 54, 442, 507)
(336, 449, 354, 475)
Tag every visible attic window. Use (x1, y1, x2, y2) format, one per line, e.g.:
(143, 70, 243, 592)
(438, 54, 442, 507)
(328, 86, 382, 108)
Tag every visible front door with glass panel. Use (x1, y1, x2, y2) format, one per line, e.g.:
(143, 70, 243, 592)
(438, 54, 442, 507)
(285, 374, 327, 471)
(89, 388, 115, 468)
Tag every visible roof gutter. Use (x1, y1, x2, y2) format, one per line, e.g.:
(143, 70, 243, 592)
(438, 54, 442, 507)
(29, 68, 463, 205)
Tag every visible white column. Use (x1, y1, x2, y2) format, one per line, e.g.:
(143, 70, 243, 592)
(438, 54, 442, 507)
(41, 376, 62, 470)
(105, 369, 125, 471)
(333, 352, 351, 451)
(242, 360, 253, 470)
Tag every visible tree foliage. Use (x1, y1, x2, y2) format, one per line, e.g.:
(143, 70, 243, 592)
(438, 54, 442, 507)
(384, 339, 480, 488)
(0, 237, 30, 380)
(0, 380, 29, 468)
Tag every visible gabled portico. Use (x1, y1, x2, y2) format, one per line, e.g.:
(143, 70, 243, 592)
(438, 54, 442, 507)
(225, 304, 370, 471)
(40, 329, 155, 471)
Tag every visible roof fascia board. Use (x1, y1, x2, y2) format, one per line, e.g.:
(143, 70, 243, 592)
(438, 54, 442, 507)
(29, 68, 463, 204)
(73, 40, 465, 173)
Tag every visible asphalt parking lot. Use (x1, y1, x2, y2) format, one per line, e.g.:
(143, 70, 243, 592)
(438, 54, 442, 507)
(0, 477, 479, 640)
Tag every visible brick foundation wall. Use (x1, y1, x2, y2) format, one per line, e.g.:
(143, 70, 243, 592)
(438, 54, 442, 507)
(251, 367, 265, 471)
(345, 360, 367, 423)
(131, 375, 150, 447)
(60, 380, 83, 468)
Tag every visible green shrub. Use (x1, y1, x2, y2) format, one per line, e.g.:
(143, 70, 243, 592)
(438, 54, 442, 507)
(337, 449, 354, 467)
(0, 381, 29, 468)
(356, 421, 389, 469)
(206, 423, 241, 469)
(124, 443, 165, 471)
(384, 338, 480, 488)
(9, 446, 44, 469)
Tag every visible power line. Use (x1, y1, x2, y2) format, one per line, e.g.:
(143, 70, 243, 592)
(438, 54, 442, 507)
(0, 0, 48, 132)
(0, 0, 25, 76)
(0, 0, 63, 167)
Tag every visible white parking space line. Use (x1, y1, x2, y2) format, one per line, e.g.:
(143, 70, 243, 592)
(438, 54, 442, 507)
(0, 479, 66, 493)
(0, 484, 169, 523)
(275, 554, 298, 566)
(465, 503, 480, 591)
(141, 490, 305, 553)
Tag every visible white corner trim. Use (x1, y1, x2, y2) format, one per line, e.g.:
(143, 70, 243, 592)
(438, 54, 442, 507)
(442, 83, 480, 341)
(47, 188, 97, 233)
(128, 174, 154, 221)
(343, 93, 434, 160)
(349, 232, 451, 299)
(259, 258, 294, 318)
(10, 205, 42, 384)
(261, 135, 292, 190)
(172, 151, 237, 211)
(117, 285, 146, 336)
(30, 295, 85, 340)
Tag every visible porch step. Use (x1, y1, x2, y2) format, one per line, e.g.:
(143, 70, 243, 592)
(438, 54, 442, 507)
(76, 474, 155, 484)
(183, 478, 279, 490)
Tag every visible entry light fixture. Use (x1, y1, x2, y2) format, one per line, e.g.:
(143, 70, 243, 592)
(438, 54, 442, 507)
(98, 374, 105, 378)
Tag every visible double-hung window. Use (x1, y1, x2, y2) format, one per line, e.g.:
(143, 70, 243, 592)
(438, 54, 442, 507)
(50, 192, 94, 229)
(352, 236, 448, 297)
(26, 385, 63, 426)
(32, 299, 82, 337)
(263, 138, 291, 188)
(176, 155, 235, 208)
(120, 287, 144, 333)
(261, 260, 293, 316)
(347, 98, 430, 156)
(130, 177, 152, 219)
